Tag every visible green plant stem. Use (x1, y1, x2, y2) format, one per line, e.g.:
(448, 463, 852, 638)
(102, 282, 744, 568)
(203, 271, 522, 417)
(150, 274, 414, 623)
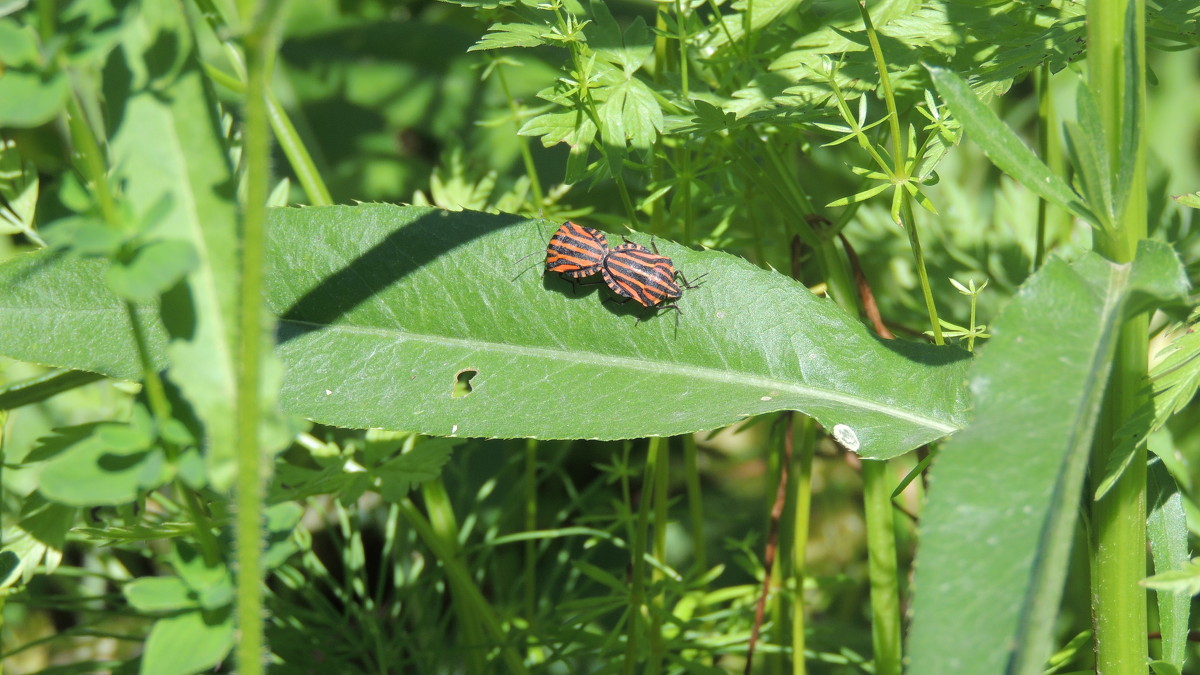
(767, 430, 786, 675)
(524, 439, 538, 626)
(548, 3, 639, 228)
(1034, 63, 1061, 270)
(861, 460, 902, 675)
(495, 65, 545, 211)
(789, 417, 814, 675)
(199, 64, 332, 207)
(233, 1, 284, 670)
(899, 197, 943, 344)
(1087, 0, 1149, 671)
(804, 149, 904, 675)
(649, 437, 669, 673)
(63, 95, 117, 225)
(683, 433, 706, 576)
(265, 90, 333, 206)
(193, 0, 332, 206)
(675, 0, 689, 98)
(678, 147, 694, 246)
(624, 439, 660, 675)
(421, 479, 486, 673)
(813, 240, 856, 314)
(859, 2, 942, 344)
(858, 2, 902, 165)
(401, 491, 530, 674)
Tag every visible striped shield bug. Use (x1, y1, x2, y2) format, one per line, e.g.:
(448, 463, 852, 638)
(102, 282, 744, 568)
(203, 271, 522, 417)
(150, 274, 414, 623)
(544, 222, 609, 280)
(600, 237, 705, 327)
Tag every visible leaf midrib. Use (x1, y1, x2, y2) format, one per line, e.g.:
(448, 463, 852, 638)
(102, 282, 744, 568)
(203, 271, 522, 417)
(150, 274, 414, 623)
(283, 318, 959, 433)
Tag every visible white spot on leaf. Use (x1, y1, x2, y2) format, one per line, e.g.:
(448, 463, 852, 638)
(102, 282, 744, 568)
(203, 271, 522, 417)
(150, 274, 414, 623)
(832, 424, 860, 452)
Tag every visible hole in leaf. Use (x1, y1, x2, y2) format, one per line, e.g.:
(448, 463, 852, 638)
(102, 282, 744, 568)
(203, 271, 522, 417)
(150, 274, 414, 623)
(452, 369, 477, 398)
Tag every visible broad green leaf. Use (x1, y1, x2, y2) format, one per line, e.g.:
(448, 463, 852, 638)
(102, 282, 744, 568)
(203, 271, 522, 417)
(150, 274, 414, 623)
(171, 541, 234, 610)
(598, 78, 663, 150)
(907, 242, 1189, 675)
(1148, 462, 1190, 672)
(105, 6, 245, 490)
(587, 0, 652, 73)
(140, 609, 234, 675)
(37, 421, 169, 506)
(518, 110, 597, 150)
(0, 19, 36, 63)
(0, 71, 69, 128)
(124, 576, 197, 612)
(0, 249, 166, 372)
(0, 205, 970, 458)
(267, 205, 967, 458)
(927, 65, 1098, 227)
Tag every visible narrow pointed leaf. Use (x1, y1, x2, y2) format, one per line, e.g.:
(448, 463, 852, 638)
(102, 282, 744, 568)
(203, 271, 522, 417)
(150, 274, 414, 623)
(1148, 462, 1191, 672)
(908, 241, 1189, 675)
(927, 65, 1098, 227)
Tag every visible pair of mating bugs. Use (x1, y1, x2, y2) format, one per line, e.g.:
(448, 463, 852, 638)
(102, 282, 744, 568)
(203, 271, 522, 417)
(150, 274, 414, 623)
(543, 221, 703, 323)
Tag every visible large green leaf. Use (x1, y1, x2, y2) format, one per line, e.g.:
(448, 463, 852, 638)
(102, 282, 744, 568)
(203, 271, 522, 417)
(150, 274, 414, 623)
(266, 205, 969, 458)
(0, 205, 970, 459)
(0, 254, 167, 377)
(104, 6, 243, 489)
(906, 240, 1189, 675)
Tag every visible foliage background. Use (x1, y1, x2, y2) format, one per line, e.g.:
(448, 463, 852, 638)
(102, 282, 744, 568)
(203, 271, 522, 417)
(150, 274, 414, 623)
(1, 0, 1199, 673)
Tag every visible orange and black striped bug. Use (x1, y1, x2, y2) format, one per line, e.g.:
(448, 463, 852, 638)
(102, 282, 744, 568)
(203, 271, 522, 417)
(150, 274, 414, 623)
(544, 221, 609, 281)
(536, 222, 704, 328)
(600, 237, 705, 327)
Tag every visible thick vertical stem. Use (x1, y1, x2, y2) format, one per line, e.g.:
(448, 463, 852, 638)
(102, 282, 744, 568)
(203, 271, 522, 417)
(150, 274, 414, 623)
(624, 438, 660, 675)
(1087, 0, 1149, 673)
(862, 460, 902, 675)
(683, 434, 706, 575)
(790, 417, 814, 675)
(524, 439, 538, 627)
(235, 9, 272, 673)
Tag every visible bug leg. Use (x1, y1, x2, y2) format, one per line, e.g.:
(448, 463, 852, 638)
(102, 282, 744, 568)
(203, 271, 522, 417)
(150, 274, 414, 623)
(558, 273, 606, 295)
(676, 270, 708, 289)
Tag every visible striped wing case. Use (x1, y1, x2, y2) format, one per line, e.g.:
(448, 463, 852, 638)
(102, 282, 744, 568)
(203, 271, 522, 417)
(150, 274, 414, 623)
(545, 222, 609, 279)
(601, 242, 683, 307)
